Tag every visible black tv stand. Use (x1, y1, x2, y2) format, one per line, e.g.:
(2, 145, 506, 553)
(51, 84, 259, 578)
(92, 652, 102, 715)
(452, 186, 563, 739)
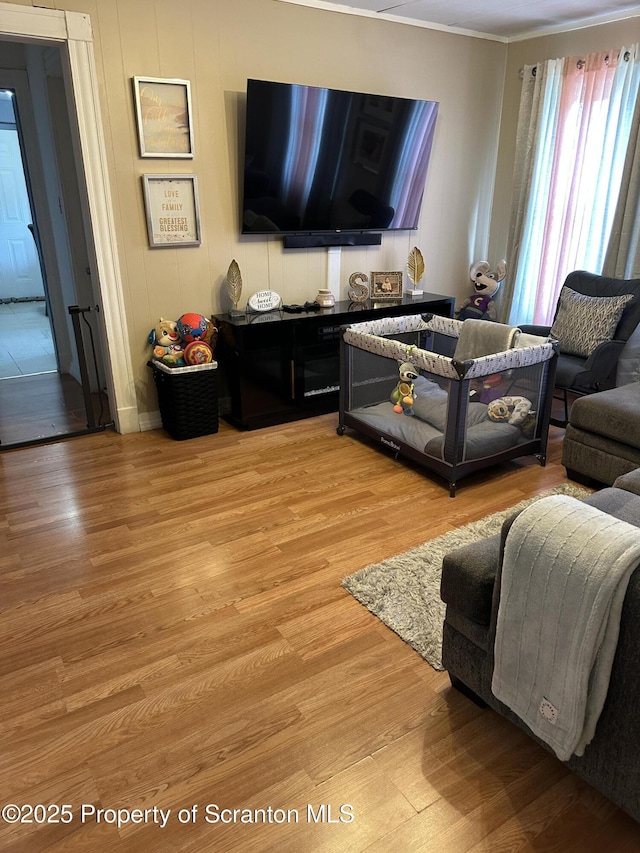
(214, 292, 454, 430)
(283, 232, 382, 249)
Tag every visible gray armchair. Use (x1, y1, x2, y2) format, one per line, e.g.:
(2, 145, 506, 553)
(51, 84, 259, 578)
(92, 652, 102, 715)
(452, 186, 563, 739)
(519, 270, 640, 421)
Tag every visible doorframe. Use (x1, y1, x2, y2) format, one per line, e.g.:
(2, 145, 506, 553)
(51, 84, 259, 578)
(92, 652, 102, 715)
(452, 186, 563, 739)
(0, 2, 138, 434)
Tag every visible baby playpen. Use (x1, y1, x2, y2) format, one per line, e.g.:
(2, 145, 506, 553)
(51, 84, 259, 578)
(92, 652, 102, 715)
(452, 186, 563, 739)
(337, 313, 559, 496)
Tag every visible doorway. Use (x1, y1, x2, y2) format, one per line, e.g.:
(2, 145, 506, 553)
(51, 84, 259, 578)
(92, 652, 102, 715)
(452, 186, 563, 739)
(0, 3, 139, 441)
(0, 89, 57, 381)
(0, 53, 110, 447)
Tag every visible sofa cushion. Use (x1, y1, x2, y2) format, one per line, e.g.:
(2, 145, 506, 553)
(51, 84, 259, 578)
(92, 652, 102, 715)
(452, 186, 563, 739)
(613, 468, 640, 496)
(440, 532, 501, 626)
(563, 425, 640, 485)
(583, 485, 640, 525)
(616, 323, 640, 386)
(444, 609, 491, 652)
(550, 287, 633, 358)
(568, 382, 640, 451)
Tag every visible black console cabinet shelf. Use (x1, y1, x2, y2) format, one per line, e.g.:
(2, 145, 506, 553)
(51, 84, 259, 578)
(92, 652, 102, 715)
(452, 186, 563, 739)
(214, 292, 455, 430)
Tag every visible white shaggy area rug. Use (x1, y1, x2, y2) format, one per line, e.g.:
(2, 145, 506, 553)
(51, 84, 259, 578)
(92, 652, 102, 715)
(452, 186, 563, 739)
(342, 483, 590, 671)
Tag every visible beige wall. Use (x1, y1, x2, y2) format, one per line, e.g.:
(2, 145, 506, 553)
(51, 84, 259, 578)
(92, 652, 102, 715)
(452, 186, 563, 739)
(489, 17, 640, 265)
(5, 3, 638, 424)
(4, 0, 509, 420)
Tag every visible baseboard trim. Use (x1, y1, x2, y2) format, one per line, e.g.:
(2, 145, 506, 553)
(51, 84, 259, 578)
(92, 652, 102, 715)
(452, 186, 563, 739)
(138, 411, 163, 432)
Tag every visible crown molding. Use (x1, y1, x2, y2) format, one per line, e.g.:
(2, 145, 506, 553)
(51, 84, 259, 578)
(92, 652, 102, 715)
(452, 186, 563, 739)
(275, 0, 640, 44)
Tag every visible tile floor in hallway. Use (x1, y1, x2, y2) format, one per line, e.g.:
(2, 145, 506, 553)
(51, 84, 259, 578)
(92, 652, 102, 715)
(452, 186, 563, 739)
(0, 300, 111, 447)
(0, 299, 57, 378)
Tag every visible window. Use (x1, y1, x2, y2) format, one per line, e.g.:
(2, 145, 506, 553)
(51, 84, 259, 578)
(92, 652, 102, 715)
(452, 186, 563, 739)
(504, 47, 640, 325)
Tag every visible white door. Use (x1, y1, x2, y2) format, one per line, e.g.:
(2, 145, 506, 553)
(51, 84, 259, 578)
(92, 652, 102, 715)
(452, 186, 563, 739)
(0, 124, 45, 301)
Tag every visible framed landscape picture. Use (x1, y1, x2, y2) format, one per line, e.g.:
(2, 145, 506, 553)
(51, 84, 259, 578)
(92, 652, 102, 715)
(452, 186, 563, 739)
(133, 76, 194, 158)
(354, 120, 387, 174)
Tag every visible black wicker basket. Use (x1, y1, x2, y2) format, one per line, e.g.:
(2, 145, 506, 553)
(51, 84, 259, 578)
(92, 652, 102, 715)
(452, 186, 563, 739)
(148, 359, 219, 440)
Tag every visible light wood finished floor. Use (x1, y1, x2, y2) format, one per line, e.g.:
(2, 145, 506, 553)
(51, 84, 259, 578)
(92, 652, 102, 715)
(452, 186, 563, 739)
(1, 416, 639, 852)
(0, 372, 110, 447)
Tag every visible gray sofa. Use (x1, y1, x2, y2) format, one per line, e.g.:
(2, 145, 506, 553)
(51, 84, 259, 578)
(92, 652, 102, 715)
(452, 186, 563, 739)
(440, 468, 640, 822)
(562, 381, 640, 485)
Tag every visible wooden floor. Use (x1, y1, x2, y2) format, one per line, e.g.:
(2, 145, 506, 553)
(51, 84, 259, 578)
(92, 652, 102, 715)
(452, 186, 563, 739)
(1, 415, 639, 852)
(0, 372, 110, 447)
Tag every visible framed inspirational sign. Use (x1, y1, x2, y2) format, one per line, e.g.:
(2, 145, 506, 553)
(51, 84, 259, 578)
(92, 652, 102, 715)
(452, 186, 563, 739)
(142, 175, 201, 248)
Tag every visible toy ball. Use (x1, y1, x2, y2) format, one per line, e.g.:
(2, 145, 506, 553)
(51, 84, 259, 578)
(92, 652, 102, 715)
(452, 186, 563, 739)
(177, 312, 209, 343)
(183, 340, 213, 365)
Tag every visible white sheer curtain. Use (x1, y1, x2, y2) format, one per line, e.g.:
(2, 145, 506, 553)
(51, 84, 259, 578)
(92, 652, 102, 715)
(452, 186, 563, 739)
(604, 88, 640, 278)
(603, 88, 640, 385)
(501, 46, 640, 326)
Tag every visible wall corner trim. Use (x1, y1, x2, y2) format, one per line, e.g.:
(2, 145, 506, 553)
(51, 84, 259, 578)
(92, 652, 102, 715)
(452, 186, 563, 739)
(65, 11, 93, 43)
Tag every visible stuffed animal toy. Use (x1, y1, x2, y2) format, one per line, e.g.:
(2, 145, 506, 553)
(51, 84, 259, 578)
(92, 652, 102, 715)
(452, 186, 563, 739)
(519, 411, 537, 439)
(487, 395, 533, 427)
(148, 318, 184, 366)
(471, 372, 507, 404)
(202, 317, 219, 354)
(391, 362, 419, 416)
(176, 312, 209, 343)
(456, 259, 507, 322)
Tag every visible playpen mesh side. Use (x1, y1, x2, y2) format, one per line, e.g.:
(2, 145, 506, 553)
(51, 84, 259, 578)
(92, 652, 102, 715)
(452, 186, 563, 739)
(341, 315, 557, 465)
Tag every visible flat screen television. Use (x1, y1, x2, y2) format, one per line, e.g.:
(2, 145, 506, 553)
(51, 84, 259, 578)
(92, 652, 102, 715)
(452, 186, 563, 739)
(241, 79, 439, 248)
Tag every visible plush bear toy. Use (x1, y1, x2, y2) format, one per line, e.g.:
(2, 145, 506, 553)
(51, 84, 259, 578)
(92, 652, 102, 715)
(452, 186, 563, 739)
(391, 362, 419, 416)
(148, 318, 184, 366)
(456, 259, 507, 322)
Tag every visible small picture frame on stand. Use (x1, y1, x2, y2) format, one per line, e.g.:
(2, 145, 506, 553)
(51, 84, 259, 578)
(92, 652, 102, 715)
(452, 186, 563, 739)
(371, 270, 402, 301)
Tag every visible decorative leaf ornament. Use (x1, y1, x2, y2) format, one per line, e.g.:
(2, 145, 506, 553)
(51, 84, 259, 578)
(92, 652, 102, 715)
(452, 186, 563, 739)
(226, 259, 243, 310)
(407, 246, 425, 288)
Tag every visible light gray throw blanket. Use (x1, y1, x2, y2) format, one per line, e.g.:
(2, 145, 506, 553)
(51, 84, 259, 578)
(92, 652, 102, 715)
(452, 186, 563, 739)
(492, 495, 640, 761)
(454, 318, 521, 361)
